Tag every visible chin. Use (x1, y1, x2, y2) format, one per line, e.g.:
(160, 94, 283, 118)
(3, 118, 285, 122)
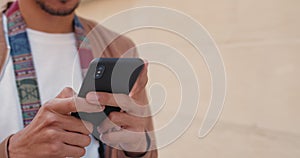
(36, 0, 80, 16)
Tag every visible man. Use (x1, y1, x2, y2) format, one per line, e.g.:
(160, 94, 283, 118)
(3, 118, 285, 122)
(0, 0, 157, 157)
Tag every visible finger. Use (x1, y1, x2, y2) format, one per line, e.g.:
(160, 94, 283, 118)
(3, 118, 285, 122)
(74, 97, 105, 113)
(108, 112, 145, 130)
(97, 117, 119, 134)
(100, 130, 147, 152)
(86, 92, 151, 117)
(62, 144, 86, 158)
(86, 92, 129, 108)
(56, 87, 76, 98)
(46, 97, 104, 115)
(97, 112, 144, 134)
(59, 115, 93, 135)
(130, 61, 148, 96)
(61, 131, 91, 148)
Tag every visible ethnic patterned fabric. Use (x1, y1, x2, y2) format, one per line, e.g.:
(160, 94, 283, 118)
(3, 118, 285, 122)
(5, 1, 94, 127)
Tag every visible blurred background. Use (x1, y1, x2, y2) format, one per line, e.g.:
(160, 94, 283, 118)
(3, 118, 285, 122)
(2, 0, 299, 157)
(79, 0, 300, 157)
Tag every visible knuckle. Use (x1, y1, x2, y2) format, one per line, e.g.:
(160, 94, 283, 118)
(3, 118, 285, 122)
(63, 87, 73, 92)
(44, 114, 59, 126)
(42, 99, 55, 111)
(60, 98, 75, 112)
(45, 129, 58, 141)
(65, 97, 74, 105)
(62, 87, 73, 93)
(49, 142, 61, 154)
(66, 98, 75, 108)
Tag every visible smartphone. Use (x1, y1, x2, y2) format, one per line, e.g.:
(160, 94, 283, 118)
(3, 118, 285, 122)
(71, 58, 144, 126)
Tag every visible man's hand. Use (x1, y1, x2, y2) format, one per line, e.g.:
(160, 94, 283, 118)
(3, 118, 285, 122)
(86, 63, 152, 155)
(8, 87, 104, 158)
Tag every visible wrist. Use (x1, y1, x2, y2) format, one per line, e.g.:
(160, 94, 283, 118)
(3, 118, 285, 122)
(7, 134, 26, 158)
(7, 134, 16, 158)
(123, 131, 151, 157)
(3, 134, 14, 158)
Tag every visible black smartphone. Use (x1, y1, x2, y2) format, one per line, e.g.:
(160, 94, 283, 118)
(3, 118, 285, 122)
(71, 58, 144, 126)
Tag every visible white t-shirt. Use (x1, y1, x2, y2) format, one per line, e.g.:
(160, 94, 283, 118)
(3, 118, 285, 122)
(0, 26, 99, 157)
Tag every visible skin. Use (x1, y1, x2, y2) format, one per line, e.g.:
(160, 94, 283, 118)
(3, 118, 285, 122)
(9, 88, 102, 158)
(88, 63, 151, 154)
(18, 0, 79, 33)
(8, 0, 151, 157)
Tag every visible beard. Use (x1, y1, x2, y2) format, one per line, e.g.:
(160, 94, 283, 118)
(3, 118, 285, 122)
(35, 0, 80, 16)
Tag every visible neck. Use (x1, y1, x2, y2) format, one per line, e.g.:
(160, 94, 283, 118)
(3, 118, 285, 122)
(18, 0, 74, 33)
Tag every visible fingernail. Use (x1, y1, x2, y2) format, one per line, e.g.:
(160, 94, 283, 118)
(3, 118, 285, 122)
(98, 105, 105, 111)
(86, 92, 99, 105)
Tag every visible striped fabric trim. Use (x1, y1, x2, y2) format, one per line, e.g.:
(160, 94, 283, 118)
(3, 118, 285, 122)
(6, 1, 94, 127)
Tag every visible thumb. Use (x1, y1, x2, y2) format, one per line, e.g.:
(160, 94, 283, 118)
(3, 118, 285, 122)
(130, 61, 148, 97)
(56, 87, 76, 98)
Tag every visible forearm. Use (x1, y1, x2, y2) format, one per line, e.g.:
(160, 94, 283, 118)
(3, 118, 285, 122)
(0, 135, 13, 158)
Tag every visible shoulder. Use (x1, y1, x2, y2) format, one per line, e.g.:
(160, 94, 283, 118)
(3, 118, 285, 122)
(78, 16, 137, 58)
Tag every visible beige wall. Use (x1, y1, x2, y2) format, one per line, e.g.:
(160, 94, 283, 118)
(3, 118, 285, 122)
(78, 0, 300, 157)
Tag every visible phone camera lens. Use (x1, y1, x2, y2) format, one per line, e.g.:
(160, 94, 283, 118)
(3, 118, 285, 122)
(95, 65, 105, 79)
(98, 67, 103, 70)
